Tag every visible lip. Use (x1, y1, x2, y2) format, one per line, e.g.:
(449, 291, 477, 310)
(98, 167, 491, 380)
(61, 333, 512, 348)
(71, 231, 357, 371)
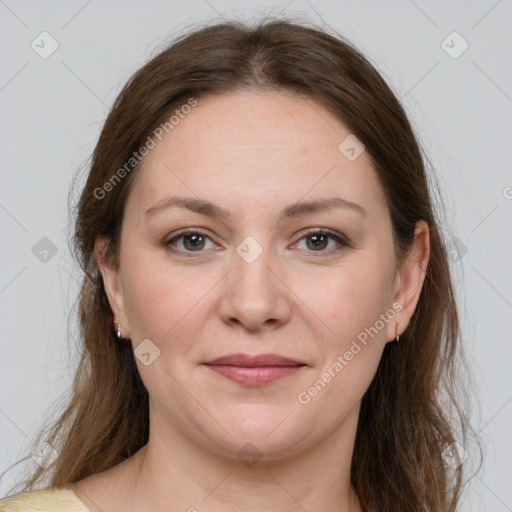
(203, 353, 306, 367)
(203, 353, 307, 387)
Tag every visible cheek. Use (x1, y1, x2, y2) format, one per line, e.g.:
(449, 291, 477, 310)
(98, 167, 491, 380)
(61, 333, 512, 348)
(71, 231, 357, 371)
(300, 259, 394, 396)
(314, 259, 394, 339)
(120, 248, 200, 339)
(120, 250, 230, 368)
(301, 267, 392, 408)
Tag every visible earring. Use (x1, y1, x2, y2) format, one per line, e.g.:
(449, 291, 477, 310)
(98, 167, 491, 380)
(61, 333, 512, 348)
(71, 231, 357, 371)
(115, 322, 127, 341)
(395, 323, 400, 342)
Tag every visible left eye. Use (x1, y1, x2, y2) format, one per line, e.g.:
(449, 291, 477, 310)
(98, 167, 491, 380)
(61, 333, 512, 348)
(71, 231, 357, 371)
(165, 229, 347, 254)
(294, 229, 347, 253)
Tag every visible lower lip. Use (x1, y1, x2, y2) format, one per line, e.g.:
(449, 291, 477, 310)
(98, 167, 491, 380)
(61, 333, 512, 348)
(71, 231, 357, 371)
(204, 364, 305, 386)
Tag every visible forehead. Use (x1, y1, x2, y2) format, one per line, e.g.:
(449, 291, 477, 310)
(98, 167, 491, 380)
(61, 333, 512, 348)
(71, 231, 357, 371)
(153, 89, 356, 158)
(126, 90, 386, 221)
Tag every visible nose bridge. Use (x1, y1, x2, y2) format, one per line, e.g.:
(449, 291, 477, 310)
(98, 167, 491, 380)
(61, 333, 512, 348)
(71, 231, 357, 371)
(219, 234, 290, 329)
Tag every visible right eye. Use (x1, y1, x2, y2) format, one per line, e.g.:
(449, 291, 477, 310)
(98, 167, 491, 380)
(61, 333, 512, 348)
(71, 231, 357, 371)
(164, 229, 217, 254)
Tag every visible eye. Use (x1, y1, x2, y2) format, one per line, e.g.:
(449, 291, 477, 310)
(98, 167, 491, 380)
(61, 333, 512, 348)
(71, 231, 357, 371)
(165, 228, 217, 253)
(293, 228, 349, 255)
(164, 228, 349, 256)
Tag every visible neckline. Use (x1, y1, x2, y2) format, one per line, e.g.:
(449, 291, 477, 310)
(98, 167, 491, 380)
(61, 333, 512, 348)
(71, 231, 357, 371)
(63, 485, 93, 511)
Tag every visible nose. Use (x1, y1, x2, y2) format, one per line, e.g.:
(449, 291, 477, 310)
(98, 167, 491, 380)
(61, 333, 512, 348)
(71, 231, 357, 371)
(217, 241, 292, 332)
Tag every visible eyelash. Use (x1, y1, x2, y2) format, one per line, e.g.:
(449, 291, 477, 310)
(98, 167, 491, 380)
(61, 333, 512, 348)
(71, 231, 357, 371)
(164, 228, 349, 257)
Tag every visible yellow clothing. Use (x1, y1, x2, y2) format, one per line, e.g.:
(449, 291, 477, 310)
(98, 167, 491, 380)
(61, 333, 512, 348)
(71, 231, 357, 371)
(0, 487, 90, 511)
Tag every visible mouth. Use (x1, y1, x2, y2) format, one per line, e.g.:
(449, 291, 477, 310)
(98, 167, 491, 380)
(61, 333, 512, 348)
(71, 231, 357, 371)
(202, 353, 307, 386)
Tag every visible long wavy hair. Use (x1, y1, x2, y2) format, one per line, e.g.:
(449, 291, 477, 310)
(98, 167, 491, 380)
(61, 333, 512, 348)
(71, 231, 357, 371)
(3, 16, 481, 511)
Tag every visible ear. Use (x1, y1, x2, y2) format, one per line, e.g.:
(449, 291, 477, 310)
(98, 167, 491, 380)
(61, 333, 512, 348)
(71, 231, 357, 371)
(386, 220, 430, 342)
(94, 236, 130, 338)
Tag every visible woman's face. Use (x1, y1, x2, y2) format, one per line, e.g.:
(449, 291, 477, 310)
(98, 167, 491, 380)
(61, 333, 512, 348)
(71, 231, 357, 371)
(97, 90, 427, 461)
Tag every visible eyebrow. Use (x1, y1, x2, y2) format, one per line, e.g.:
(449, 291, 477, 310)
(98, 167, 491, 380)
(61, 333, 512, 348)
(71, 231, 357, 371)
(144, 195, 367, 221)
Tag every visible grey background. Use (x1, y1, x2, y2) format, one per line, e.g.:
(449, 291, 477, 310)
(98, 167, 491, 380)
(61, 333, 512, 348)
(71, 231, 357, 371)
(1, 0, 511, 509)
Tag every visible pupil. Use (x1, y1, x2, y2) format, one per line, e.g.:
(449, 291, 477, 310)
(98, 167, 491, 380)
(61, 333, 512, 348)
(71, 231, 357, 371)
(186, 234, 203, 250)
(309, 234, 327, 250)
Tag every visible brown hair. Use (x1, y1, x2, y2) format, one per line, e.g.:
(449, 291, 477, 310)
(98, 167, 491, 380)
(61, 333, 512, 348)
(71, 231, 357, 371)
(4, 16, 481, 511)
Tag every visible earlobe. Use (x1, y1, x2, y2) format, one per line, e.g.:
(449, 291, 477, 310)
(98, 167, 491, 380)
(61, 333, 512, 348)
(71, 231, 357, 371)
(386, 220, 430, 342)
(94, 236, 129, 336)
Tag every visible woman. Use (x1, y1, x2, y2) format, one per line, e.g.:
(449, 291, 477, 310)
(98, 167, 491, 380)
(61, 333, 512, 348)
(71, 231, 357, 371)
(0, 16, 476, 512)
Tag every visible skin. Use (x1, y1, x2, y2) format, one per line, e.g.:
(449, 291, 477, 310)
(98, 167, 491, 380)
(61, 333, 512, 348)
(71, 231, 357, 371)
(71, 89, 429, 512)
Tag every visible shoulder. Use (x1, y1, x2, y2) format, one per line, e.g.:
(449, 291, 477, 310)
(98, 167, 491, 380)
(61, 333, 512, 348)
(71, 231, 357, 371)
(0, 487, 90, 511)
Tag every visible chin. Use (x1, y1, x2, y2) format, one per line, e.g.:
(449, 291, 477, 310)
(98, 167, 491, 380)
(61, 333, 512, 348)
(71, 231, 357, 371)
(200, 414, 310, 461)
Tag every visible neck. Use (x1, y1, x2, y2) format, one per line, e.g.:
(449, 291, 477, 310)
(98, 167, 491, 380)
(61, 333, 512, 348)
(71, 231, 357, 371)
(129, 402, 363, 512)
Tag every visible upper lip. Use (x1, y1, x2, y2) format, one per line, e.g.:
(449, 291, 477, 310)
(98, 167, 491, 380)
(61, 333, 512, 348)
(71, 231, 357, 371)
(204, 353, 306, 367)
